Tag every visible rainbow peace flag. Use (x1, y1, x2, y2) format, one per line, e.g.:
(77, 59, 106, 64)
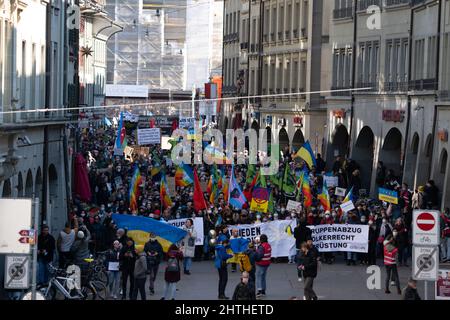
(128, 165, 142, 211)
(302, 173, 313, 209)
(175, 163, 194, 187)
(112, 214, 187, 253)
(160, 173, 173, 208)
(318, 180, 331, 212)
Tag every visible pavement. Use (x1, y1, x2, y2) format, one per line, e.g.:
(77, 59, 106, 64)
(111, 255, 450, 300)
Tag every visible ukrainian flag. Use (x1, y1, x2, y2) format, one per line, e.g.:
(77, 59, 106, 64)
(112, 214, 187, 252)
(294, 141, 317, 169)
(344, 187, 353, 203)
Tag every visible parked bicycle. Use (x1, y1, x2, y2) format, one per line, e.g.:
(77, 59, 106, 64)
(37, 264, 106, 300)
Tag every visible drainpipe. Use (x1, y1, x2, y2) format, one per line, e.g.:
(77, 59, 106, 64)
(347, 0, 358, 158)
(403, 0, 415, 184)
(42, 0, 53, 224)
(427, 0, 442, 181)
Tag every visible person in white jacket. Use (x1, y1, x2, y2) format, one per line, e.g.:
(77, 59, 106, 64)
(181, 219, 197, 275)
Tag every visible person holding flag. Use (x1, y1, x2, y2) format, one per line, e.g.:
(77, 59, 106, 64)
(293, 141, 316, 169)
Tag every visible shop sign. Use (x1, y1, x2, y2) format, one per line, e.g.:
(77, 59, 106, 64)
(438, 129, 448, 142)
(332, 109, 346, 118)
(382, 110, 405, 122)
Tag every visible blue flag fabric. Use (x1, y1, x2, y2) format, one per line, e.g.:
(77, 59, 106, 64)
(228, 166, 247, 209)
(112, 214, 187, 244)
(230, 237, 250, 253)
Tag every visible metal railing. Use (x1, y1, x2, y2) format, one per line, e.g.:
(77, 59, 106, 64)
(357, 0, 382, 11)
(333, 6, 353, 19)
(409, 78, 438, 91)
(385, 0, 411, 6)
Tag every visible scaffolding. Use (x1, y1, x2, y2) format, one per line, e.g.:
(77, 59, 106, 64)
(105, 0, 187, 89)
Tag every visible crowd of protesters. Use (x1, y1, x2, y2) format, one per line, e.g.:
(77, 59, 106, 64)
(33, 123, 450, 301)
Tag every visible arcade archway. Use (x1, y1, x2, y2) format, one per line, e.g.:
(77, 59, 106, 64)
(379, 128, 403, 179)
(352, 126, 375, 191)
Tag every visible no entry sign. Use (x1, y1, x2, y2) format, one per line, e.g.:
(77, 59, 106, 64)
(416, 212, 435, 231)
(413, 210, 440, 246)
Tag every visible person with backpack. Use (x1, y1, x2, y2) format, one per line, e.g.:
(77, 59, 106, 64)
(215, 238, 233, 300)
(232, 271, 256, 300)
(161, 244, 183, 300)
(144, 233, 164, 295)
(131, 251, 148, 300)
(244, 242, 257, 290)
(255, 234, 272, 298)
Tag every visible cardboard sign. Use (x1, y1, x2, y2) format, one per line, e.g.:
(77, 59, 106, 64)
(335, 187, 347, 197)
(324, 176, 339, 188)
(286, 200, 303, 212)
(340, 200, 355, 213)
(137, 128, 161, 145)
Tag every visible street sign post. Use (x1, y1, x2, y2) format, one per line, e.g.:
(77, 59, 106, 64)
(413, 246, 438, 281)
(413, 210, 440, 246)
(0, 199, 32, 254)
(4, 255, 30, 290)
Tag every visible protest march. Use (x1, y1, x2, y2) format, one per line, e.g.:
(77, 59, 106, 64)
(26, 113, 450, 302)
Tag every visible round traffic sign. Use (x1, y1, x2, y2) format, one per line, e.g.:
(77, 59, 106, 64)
(416, 212, 435, 231)
(416, 254, 435, 272)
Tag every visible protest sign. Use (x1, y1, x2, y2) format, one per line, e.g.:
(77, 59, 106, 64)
(227, 220, 297, 257)
(137, 128, 161, 145)
(324, 175, 339, 188)
(167, 217, 204, 246)
(308, 224, 369, 253)
(335, 187, 347, 197)
(378, 187, 398, 204)
(340, 200, 355, 213)
(250, 187, 269, 213)
(286, 200, 302, 212)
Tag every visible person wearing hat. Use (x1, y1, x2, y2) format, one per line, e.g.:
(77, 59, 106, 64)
(144, 233, 164, 295)
(70, 226, 91, 278)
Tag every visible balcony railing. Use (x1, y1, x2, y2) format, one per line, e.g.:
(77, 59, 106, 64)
(358, 0, 382, 11)
(333, 6, 353, 19)
(385, 0, 411, 6)
(384, 81, 409, 92)
(331, 86, 352, 96)
(356, 82, 378, 92)
(409, 79, 438, 91)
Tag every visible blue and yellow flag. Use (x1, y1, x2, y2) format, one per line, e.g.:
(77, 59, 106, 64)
(294, 141, 316, 169)
(112, 214, 187, 252)
(344, 187, 353, 203)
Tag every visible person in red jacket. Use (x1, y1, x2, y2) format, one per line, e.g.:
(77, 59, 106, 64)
(255, 234, 272, 298)
(383, 235, 401, 295)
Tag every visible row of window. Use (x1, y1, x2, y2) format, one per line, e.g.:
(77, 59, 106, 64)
(262, 0, 309, 42)
(331, 35, 444, 93)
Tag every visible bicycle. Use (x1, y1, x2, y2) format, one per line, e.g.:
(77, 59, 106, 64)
(36, 264, 85, 300)
(84, 251, 109, 287)
(37, 263, 106, 300)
